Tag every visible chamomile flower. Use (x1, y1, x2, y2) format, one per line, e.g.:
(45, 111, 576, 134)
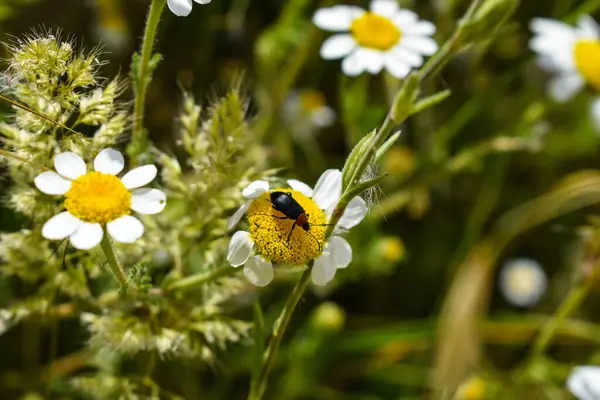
(34, 149, 167, 250)
(227, 170, 368, 286)
(282, 90, 336, 140)
(167, 0, 211, 17)
(498, 258, 547, 308)
(567, 366, 600, 400)
(530, 15, 600, 127)
(313, 0, 438, 78)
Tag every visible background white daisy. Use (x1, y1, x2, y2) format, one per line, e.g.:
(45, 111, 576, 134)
(167, 0, 211, 17)
(313, 0, 438, 78)
(567, 366, 600, 400)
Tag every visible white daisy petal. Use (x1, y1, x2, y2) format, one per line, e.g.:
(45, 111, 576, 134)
(577, 15, 600, 39)
(567, 366, 600, 400)
(130, 188, 167, 215)
(54, 152, 86, 180)
(591, 97, 600, 132)
(313, 5, 364, 32)
(312, 169, 342, 212)
(390, 45, 424, 68)
(394, 9, 418, 25)
(227, 231, 254, 267)
(120, 165, 158, 189)
(385, 52, 412, 78)
(42, 211, 83, 240)
(167, 0, 193, 16)
(320, 34, 356, 60)
(530, 18, 573, 37)
(361, 48, 386, 74)
(339, 196, 368, 230)
(228, 201, 250, 231)
(287, 179, 314, 197)
(311, 251, 336, 286)
(69, 223, 103, 250)
(193, 0, 211, 3)
(401, 36, 439, 56)
(341, 50, 366, 76)
(242, 180, 270, 199)
(107, 215, 145, 243)
(243, 256, 274, 287)
(328, 236, 352, 269)
(370, 0, 398, 18)
(94, 148, 124, 175)
(548, 74, 584, 102)
(34, 171, 72, 195)
(403, 20, 436, 36)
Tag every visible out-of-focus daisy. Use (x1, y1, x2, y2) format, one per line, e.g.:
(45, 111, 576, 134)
(567, 366, 600, 400)
(313, 0, 438, 78)
(93, 0, 131, 53)
(282, 89, 335, 140)
(34, 149, 166, 250)
(498, 258, 547, 308)
(530, 15, 600, 128)
(227, 170, 367, 286)
(167, 0, 211, 17)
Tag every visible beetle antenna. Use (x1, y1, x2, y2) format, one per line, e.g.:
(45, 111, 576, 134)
(48, 238, 68, 260)
(304, 229, 322, 252)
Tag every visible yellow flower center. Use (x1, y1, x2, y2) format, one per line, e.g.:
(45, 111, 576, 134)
(351, 12, 401, 51)
(299, 90, 326, 113)
(247, 189, 327, 265)
(574, 40, 600, 91)
(64, 171, 131, 223)
(380, 237, 405, 263)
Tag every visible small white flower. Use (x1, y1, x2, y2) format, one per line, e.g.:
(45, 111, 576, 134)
(313, 0, 438, 78)
(499, 258, 547, 308)
(567, 366, 600, 400)
(282, 90, 336, 140)
(167, 0, 211, 17)
(34, 149, 167, 250)
(227, 170, 368, 286)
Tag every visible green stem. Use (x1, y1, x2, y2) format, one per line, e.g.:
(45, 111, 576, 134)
(163, 266, 238, 292)
(129, 0, 166, 164)
(249, 268, 311, 400)
(99, 229, 129, 289)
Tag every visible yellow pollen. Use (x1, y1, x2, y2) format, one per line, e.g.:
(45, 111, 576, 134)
(351, 12, 401, 51)
(248, 189, 327, 265)
(64, 171, 131, 223)
(299, 90, 326, 113)
(574, 40, 600, 91)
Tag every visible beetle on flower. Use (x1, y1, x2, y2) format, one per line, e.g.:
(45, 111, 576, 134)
(227, 169, 367, 287)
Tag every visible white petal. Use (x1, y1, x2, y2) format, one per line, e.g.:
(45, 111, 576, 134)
(34, 171, 72, 195)
(42, 211, 83, 240)
(403, 20, 436, 36)
(320, 34, 356, 60)
(341, 50, 366, 76)
(120, 165, 157, 189)
(167, 0, 192, 16)
(548, 74, 584, 103)
(577, 15, 600, 39)
(567, 366, 600, 400)
(385, 52, 412, 78)
(193, 0, 211, 3)
(243, 256, 274, 287)
(370, 0, 398, 18)
(360, 48, 386, 74)
(312, 169, 342, 213)
(227, 231, 254, 267)
(287, 179, 314, 197)
(54, 152, 86, 180)
(394, 9, 418, 25)
(311, 251, 336, 286)
(106, 215, 145, 243)
(94, 148, 124, 175)
(242, 180, 270, 199)
(130, 188, 167, 215)
(228, 202, 250, 231)
(69, 223, 103, 250)
(390, 45, 424, 68)
(311, 106, 336, 128)
(591, 97, 600, 132)
(401, 36, 439, 56)
(530, 18, 574, 37)
(313, 5, 364, 32)
(339, 196, 368, 230)
(328, 236, 352, 269)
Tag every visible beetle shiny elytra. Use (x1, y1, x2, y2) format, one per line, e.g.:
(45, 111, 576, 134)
(266, 191, 329, 250)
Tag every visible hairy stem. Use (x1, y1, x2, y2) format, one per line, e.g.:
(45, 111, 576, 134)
(249, 268, 311, 400)
(100, 229, 129, 289)
(163, 266, 238, 292)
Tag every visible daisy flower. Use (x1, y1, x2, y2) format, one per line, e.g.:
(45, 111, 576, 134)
(567, 366, 600, 400)
(282, 89, 336, 140)
(167, 0, 211, 17)
(530, 15, 600, 127)
(34, 149, 167, 250)
(313, 0, 438, 78)
(227, 170, 367, 286)
(498, 258, 547, 308)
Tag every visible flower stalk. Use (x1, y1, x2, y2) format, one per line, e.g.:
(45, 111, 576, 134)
(163, 266, 238, 292)
(99, 228, 129, 290)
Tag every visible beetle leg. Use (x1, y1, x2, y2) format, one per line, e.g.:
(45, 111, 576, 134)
(286, 223, 296, 243)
